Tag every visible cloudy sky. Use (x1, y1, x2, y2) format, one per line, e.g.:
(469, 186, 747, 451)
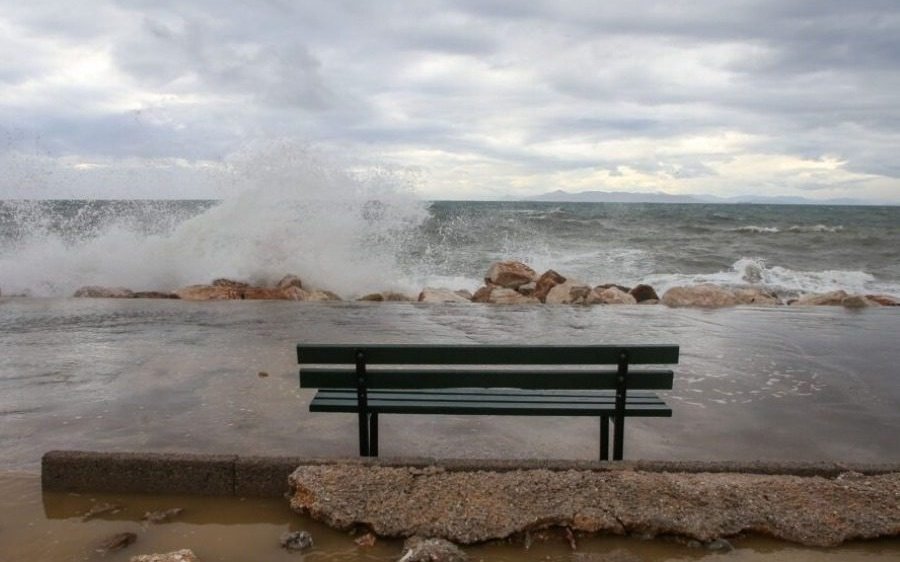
(1, 0, 899, 201)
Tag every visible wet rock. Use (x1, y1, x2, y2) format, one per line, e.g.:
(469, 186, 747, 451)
(399, 537, 467, 562)
(471, 285, 495, 303)
(355, 532, 377, 547)
(589, 287, 637, 305)
(595, 283, 631, 293)
(629, 284, 659, 303)
(132, 291, 179, 299)
(142, 507, 184, 524)
(174, 284, 241, 300)
(73, 286, 134, 298)
(455, 289, 474, 300)
(518, 281, 537, 296)
(842, 295, 872, 308)
(792, 290, 849, 306)
(282, 286, 311, 300)
(485, 261, 538, 289)
(276, 274, 303, 290)
(130, 549, 199, 562)
(638, 299, 659, 305)
(488, 288, 539, 304)
(97, 531, 137, 553)
(706, 538, 734, 551)
(733, 288, 779, 305)
(866, 294, 899, 306)
(533, 270, 566, 302)
(418, 288, 471, 303)
(545, 281, 592, 304)
(280, 530, 314, 551)
(241, 287, 289, 300)
(359, 292, 414, 302)
(211, 278, 249, 289)
(661, 285, 738, 308)
(82, 502, 122, 521)
(289, 464, 900, 547)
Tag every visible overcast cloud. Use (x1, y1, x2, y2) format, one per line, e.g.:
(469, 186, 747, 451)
(1, 0, 898, 201)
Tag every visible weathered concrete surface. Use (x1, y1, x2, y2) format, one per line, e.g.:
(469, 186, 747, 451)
(288, 464, 900, 547)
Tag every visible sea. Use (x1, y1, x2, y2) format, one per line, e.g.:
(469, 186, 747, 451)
(1, 196, 899, 560)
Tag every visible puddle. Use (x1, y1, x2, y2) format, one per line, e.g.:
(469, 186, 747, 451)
(2, 474, 898, 561)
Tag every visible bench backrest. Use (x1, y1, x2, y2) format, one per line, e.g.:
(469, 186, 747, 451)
(298, 344, 678, 390)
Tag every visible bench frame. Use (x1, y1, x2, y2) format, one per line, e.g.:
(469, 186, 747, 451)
(298, 344, 678, 461)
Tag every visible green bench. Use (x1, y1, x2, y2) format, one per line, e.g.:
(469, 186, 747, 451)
(297, 344, 679, 460)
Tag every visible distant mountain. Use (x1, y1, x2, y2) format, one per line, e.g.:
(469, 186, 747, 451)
(524, 189, 890, 206)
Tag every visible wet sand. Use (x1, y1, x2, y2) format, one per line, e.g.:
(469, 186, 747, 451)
(3, 473, 900, 561)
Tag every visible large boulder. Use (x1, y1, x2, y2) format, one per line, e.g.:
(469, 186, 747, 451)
(662, 285, 738, 308)
(629, 284, 659, 303)
(866, 294, 899, 306)
(485, 261, 537, 289)
(73, 286, 134, 298)
(589, 286, 637, 305)
(545, 280, 592, 305)
(276, 274, 303, 290)
(211, 278, 249, 289)
(486, 287, 540, 305)
(733, 288, 779, 306)
(418, 288, 471, 303)
(242, 287, 289, 300)
(306, 290, 342, 302)
(358, 292, 414, 302)
(792, 290, 849, 306)
(533, 270, 566, 302)
(174, 285, 241, 300)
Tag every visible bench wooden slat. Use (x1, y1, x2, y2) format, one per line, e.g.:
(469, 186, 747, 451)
(309, 397, 673, 416)
(314, 389, 666, 405)
(297, 344, 679, 365)
(315, 388, 663, 400)
(300, 368, 674, 390)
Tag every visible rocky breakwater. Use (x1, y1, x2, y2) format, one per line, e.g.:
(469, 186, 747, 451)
(289, 464, 900, 548)
(66, 260, 899, 307)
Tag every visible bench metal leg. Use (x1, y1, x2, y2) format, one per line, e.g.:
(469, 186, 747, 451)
(613, 414, 624, 460)
(358, 411, 370, 457)
(369, 413, 379, 457)
(599, 416, 609, 461)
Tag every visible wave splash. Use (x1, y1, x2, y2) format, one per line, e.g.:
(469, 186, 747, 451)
(0, 147, 428, 297)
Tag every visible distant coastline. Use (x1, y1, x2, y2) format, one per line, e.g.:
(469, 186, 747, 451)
(518, 189, 895, 206)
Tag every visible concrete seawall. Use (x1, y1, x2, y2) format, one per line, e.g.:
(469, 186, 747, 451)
(41, 450, 900, 498)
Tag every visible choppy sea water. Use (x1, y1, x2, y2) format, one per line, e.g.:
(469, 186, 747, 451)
(1, 200, 898, 298)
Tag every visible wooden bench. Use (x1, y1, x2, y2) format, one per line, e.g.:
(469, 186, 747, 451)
(297, 344, 678, 460)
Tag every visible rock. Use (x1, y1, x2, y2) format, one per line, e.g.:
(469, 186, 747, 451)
(399, 537, 467, 562)
(241, 287, 289, 300)
(733, 288, 779, 305)
(174, 285, 240, 300)
(487, 288, 539, 305)
(280, 530, 314, 551)
(792, 290, 849, 306)
(595, 283, 631, 293)
(485, 261, 537, 289)
(354, 532, 377, 547)
(306, 290, 342, 302)
(359, 293, 385, 301)
(211, 278, 249, 289)
(289, 464, 900, 547)
(418, 288, 471, 303)
(282, 286, 311, 300)
(130, 549, 199, 562)
(97, 532, 137, 553)
(533, 270, 567, 302)
(82, 502, 122, 521)
(358, 292, 414, 302)
(589, 287, 637, 305)
(629, 284, 659, 303)
(471, 285, 495, 303)
(706, 538, 734, 552)
(73, 286, 134, 298)
(276, 274, 303, 290)
(661, 285, 738, 308)
(142, 507, 184, 524)
(545, 281, 592, 305)
(842, 295, 873, 308)
(866, 294, 899, 306)
(132, 291, 179, 299)
(638, 299, 659, 305)
(518, 281, 537, 296)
